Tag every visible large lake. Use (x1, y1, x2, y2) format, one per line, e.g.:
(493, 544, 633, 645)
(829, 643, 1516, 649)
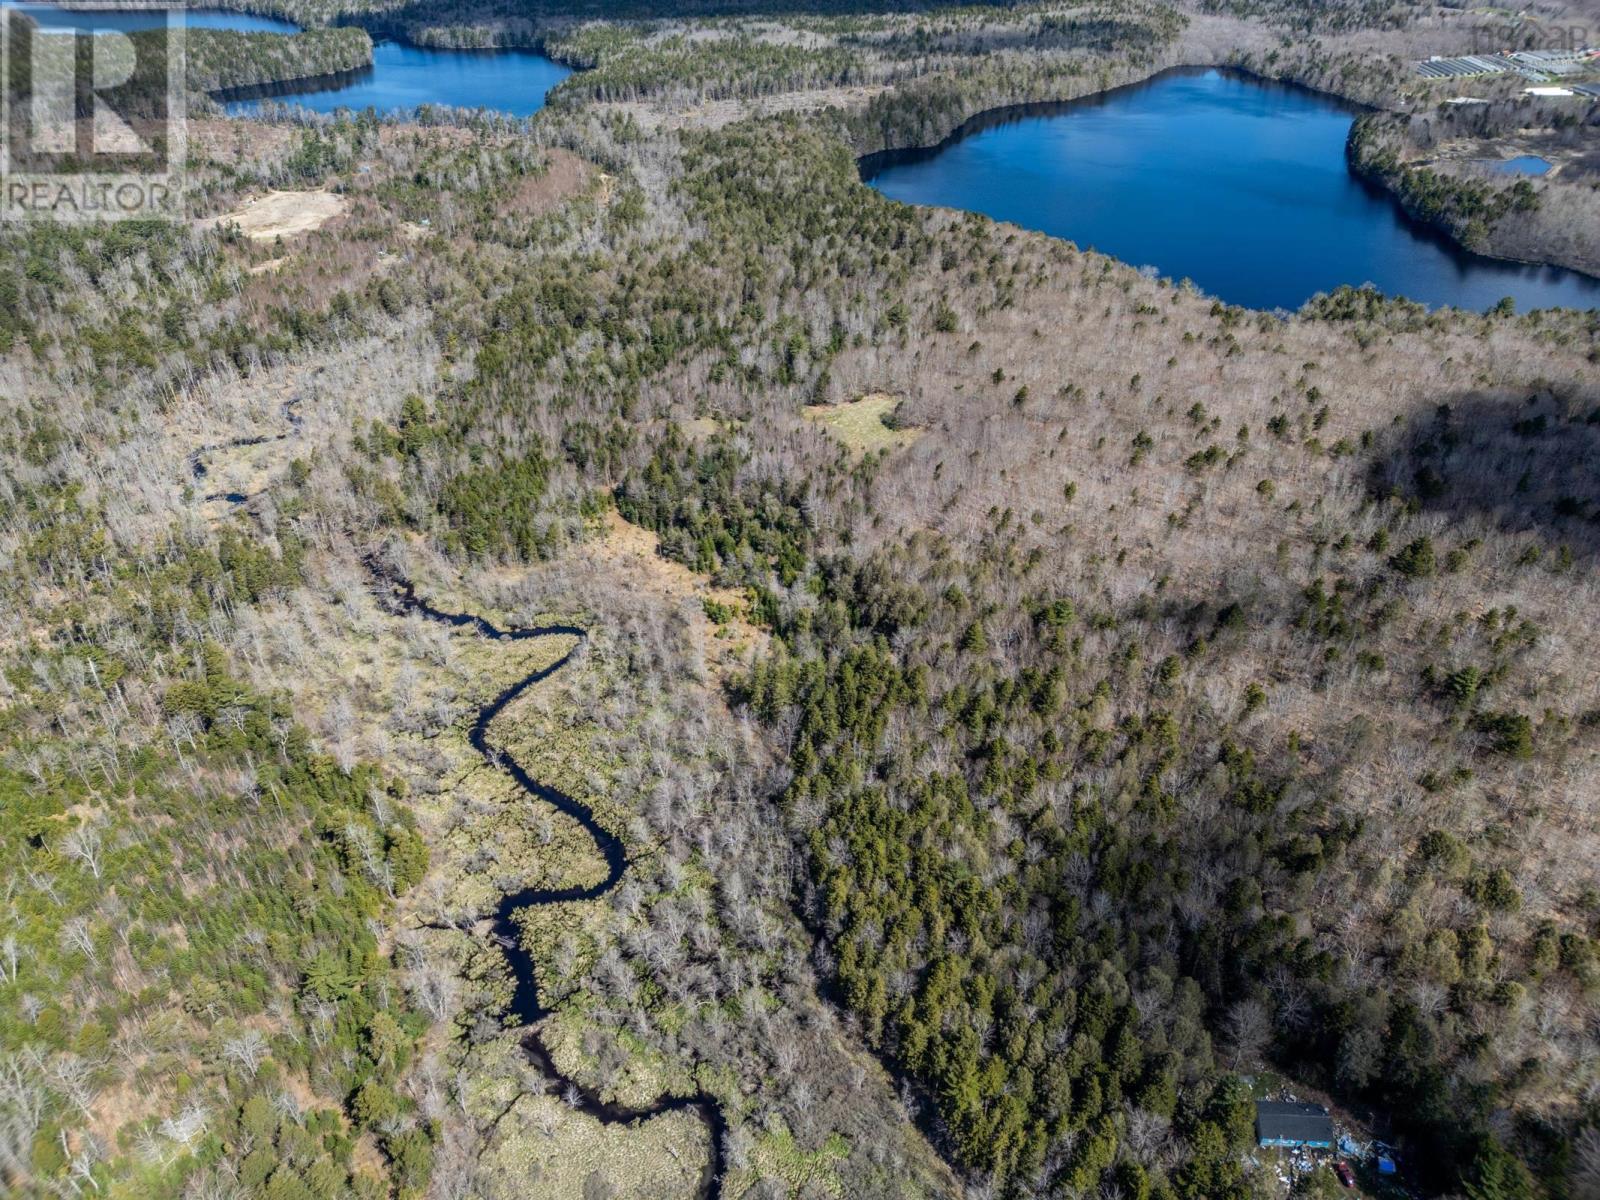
(863, 68, 1600, 313)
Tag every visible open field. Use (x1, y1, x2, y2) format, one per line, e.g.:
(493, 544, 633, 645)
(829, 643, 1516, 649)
(803, 393, 920, 457)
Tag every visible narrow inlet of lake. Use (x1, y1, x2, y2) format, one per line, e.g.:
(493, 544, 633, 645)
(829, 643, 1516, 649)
(222, 43, 571, 118)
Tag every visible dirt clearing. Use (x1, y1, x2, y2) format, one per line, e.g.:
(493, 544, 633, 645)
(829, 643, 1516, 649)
(203, 189, 348, 241)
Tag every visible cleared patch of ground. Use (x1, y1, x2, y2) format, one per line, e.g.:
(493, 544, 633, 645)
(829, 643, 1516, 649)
(187, 117, 299, 166)
(589, 508, 767, 679)
(1429, 133, 1585, 181)
(496, 148, 595, 218)
(202, 189, 348, 241)
(803, 392, 919, 456)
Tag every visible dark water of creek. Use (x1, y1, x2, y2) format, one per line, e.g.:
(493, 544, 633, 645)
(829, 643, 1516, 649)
(372, 570, 727, 1199)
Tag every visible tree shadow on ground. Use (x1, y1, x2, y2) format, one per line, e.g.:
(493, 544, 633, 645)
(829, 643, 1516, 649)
(1371, 386, 1600, 561)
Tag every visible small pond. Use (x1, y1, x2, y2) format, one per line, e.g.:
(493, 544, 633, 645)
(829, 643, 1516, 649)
(1489, 155, 1552, 176)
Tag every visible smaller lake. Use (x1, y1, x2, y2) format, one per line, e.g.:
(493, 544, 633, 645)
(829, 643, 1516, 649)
(3, 5, 570, 117)
(223, 42, 571, 117)
(6, 3, 299, 33)
(864, 69, 1600, 312)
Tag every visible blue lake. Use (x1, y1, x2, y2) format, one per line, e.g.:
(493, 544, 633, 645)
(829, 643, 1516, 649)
(223, 41, 571, 117)
(864, 69, 1600, 313)
(6, 3, 299, 32)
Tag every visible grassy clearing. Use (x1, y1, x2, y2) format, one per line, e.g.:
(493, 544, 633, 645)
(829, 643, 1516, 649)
(484, 1095, 708, 1199)
(593, 509, 768, 679)
(684, 415, 724, 440)
(802, 392, 918, 456)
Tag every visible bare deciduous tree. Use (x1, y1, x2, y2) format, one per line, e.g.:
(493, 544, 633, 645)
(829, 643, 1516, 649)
(62, 823, 105, 881)
(222, 1030, 268, 1078)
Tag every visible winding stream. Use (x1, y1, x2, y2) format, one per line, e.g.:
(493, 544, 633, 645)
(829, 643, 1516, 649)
(188, 404, 728, 1192)
(187, 398, 303, 504)
(368, 567, 729, 1198)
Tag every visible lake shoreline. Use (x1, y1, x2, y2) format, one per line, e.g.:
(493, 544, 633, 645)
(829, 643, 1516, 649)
(210, 60, 371, 105)
(1346, 142, 1600, 285)
(23, 3, 1588, 291)
(219, 32, 572, 117)
(1345, 110, 1600, 283)
(857, 64, 1373, 180)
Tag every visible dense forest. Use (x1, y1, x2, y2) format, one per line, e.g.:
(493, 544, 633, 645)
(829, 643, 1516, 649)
(185, 28, 375, 98)
(3, 0, 1600, 1199)
(608, 117, 1600, 1198)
